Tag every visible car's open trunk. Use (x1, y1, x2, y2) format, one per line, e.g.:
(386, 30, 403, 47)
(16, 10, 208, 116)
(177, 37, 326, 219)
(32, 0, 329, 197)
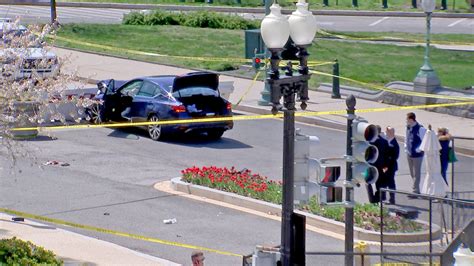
(178, 95, 226, 117)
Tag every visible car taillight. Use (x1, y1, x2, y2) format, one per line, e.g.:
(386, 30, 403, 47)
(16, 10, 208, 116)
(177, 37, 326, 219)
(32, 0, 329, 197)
(172, 105, 186, 113)
(226, 103, 232, 110)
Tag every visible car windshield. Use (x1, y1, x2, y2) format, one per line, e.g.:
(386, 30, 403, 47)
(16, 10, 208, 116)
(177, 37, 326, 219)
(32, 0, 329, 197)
(172, 86, 218, 98)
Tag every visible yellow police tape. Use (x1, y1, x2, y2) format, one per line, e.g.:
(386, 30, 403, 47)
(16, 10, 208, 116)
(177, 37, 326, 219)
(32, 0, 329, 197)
(235, 67, 262, 106)
(0, 207, 243, 258)
(310, 70, 474, 102)
(318, 30, 474, 46)
(10, 101, 474, 132)
(373, 263, 440, 266)
(52, 35, 332, 66)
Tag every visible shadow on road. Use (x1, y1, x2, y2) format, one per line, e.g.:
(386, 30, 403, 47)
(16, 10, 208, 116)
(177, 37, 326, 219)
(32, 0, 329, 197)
(16, 135, 57, 142)
(108, 127, 252, 149)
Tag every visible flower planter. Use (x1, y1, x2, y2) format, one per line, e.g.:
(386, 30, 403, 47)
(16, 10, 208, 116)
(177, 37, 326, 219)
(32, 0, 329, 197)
(171, 177, 442, 243)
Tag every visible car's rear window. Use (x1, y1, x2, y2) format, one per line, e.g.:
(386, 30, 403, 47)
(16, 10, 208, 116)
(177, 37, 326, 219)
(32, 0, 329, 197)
(172, 87, 218, 98)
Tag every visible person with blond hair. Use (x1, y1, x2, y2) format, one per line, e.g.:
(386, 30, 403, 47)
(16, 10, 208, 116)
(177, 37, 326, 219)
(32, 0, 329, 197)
(437, 127, 451, 184)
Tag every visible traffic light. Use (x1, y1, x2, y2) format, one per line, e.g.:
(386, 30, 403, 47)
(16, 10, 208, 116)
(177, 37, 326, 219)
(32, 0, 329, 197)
(351, 119, 379, 185)
(252, 55, 265, 71)
(316, 163, 343, 204)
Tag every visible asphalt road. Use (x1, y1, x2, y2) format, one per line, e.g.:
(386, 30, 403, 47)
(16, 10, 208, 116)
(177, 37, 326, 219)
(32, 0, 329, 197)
(1, 115, 473, 264)
(1, 5, 473, 34)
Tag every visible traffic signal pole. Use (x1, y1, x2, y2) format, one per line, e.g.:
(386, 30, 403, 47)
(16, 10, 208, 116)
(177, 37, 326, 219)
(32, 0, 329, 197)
(50, 0, 57, 24)
(345, 95, 356, 266)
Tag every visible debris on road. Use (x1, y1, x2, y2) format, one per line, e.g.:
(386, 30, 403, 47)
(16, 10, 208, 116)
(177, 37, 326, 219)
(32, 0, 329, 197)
(43, 160, 70, 167)
(163, 218, 177, 224)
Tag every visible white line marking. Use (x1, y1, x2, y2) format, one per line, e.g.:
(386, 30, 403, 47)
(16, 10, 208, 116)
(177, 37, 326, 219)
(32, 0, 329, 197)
(448, 18, 467, 27)
(369, 17, 389, 27)
(317, 22, 335, 26)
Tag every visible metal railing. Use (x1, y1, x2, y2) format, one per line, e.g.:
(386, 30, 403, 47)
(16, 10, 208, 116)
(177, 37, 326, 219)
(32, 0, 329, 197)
(303, 189, 473, 266)
(379, 188, 474, 265)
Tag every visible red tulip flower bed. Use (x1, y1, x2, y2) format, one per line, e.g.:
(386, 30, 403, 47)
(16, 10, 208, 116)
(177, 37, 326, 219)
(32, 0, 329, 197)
(181, 166, 282, 204)
(181, 166, 426, 233)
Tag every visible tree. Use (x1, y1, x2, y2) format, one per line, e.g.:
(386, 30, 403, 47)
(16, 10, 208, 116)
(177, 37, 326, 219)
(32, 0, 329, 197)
(0, 19, 92, 162)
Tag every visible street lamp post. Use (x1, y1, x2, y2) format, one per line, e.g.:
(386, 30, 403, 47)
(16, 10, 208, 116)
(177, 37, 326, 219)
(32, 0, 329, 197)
(258, 0, 275, 106)
(413, 0, 440, 104)
(260, 1, 317, 265)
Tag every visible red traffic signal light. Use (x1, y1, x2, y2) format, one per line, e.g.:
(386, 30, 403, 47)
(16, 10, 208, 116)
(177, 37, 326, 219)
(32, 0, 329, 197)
(254, 58, 261, 64)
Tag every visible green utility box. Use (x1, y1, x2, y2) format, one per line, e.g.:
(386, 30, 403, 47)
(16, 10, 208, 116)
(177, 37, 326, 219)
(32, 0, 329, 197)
(244, 29, 299, 60)
(244, 29, 265, 59)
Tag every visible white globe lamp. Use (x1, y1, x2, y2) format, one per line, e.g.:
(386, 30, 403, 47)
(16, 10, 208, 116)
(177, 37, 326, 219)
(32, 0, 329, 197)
(288, 0, 317, 46)
(260, 3, 290, 49)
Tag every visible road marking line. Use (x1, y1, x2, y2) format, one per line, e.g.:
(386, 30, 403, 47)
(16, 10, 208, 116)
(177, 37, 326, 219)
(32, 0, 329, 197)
(369, 17, 389, 27)
(448, 18, 467, 27)
(317, 22, 335, 26)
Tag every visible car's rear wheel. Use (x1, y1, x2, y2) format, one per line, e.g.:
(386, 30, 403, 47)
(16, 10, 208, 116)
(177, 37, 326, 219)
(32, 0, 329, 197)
(148, 115, 163, 141)
(87, 103, 102, 124)
(207, 129, 224, 140)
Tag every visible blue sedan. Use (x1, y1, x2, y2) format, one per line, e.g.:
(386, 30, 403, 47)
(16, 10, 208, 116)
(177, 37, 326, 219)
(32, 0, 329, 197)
(86, 72, 233, 141)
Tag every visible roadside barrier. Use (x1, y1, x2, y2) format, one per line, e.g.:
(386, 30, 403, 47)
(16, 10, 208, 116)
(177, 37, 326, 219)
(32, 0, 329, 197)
(0, 207, 243, 258)
(10, 101, 474, 132)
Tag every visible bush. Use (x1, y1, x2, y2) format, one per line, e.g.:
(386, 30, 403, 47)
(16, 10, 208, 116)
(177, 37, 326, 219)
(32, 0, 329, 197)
(123, 10, 260, 30)
(0, 237, 63, 265)
(122, 12, 146, 25)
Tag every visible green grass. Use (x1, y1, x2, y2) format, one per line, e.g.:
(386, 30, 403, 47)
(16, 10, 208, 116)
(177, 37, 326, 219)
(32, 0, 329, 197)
(55, 24, 474, 89)
(58, 0, 472, 12)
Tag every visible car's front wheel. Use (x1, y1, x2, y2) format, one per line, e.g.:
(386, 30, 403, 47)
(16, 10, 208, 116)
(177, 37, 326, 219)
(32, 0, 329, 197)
(87, 103, 102, 124)
(147, 115, 163, 141)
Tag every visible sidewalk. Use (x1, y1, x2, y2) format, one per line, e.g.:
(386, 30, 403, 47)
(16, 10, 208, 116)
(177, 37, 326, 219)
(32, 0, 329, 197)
(55, 47, 474, 154)
(0, 213, 180, 265)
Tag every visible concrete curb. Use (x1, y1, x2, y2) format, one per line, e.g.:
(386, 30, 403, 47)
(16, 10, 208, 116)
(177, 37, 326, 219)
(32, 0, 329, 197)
(2, 1, 473, 18)
(171, 177, 442, 243)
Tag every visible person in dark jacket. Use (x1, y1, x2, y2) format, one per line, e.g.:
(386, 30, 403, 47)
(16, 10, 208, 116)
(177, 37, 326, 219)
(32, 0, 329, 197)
(367, 125, 389, 203)
(384, 126, 400, 204)
(437, 127, 451, 185)
(405, 112, 426, 195)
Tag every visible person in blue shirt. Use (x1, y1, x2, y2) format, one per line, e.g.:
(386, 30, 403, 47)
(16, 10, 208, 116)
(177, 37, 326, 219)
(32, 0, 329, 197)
(405, 112, 426, 195)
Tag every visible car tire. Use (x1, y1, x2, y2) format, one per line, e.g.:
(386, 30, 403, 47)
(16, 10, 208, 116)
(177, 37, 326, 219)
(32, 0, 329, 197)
(147, 115, 163, 141)
(87, 103, 102, 124)
(207, 129, 224, 140)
